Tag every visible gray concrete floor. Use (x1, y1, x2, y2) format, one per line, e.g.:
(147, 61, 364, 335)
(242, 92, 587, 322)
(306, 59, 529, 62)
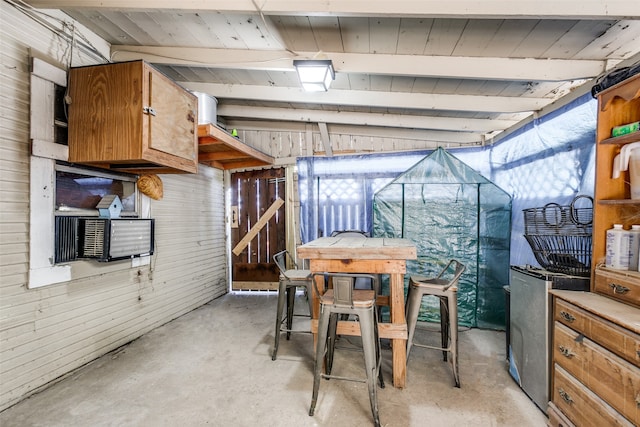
(0, 293, 547, 426)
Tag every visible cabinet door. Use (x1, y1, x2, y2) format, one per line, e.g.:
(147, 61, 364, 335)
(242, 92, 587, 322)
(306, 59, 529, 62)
(69, 61, 145, 162)
(146, 65, 197, 161)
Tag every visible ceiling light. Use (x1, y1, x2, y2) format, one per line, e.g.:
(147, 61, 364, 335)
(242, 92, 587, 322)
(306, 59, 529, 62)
(293, 59, 335, 92)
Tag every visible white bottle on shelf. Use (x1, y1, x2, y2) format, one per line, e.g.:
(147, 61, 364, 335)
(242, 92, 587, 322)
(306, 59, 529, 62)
(605, 224, 632, 270)
(618, 142, 640, 199)
(630, 225, 640, 271)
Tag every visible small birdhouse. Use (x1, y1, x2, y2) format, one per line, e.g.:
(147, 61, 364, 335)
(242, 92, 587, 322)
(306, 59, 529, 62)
(97, 195, 123, 218)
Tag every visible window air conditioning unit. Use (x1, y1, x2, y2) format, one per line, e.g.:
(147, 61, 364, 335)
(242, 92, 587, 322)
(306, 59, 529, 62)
(77, 218, 154, 262)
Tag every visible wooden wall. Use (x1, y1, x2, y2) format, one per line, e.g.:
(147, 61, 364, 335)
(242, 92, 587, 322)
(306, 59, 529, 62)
(228, 124, 473, 161)
(0, 3, 227, 411)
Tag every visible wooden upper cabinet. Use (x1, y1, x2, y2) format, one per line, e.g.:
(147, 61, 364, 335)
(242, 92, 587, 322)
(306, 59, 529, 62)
(68, 60, 198, 174)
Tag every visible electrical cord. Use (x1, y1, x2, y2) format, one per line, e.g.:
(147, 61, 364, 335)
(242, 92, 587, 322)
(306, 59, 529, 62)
(6, 0, 110, 64)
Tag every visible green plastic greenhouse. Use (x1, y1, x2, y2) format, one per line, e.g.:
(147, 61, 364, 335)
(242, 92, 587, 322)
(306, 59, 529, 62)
(372, 148, 512, 329)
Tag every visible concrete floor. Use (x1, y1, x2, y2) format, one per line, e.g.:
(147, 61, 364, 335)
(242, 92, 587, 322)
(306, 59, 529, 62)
(0, 293, 547, 427)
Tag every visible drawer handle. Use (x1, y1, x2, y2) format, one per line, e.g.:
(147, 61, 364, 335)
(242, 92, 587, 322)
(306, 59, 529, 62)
(609, 283, 630, 294)
(559, 311, 575, 322)
(559, 388, 574, 404)
(637, 393, 640, 408)
(559, 345, 575, 358)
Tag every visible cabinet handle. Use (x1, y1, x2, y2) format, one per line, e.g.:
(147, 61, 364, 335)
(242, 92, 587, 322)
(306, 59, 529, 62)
(558, 345, 575, 358)
(609, 283, 630, 294)
(636, 393, 640, 408)
(143, 106, 157, 116)
(559, 311, 575, 322)
(558, 388, 574, 404)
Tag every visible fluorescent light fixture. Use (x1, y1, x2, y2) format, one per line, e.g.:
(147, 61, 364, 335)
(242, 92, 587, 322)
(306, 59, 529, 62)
(293, 59, 335, 92)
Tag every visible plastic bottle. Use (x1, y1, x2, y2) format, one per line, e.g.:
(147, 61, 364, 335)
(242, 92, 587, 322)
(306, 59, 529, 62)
(605, 224, 632, 270)
(612, 142, 640, 199)
(630, 225, 640, 271)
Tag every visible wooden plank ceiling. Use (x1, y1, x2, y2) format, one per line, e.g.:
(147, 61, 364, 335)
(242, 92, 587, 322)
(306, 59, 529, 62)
(21, 1, 640, 150)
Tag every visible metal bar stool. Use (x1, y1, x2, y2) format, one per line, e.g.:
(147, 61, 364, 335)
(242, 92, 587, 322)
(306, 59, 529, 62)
(272, 250, 313, 361)
(405, 259, 466, 387)
(309, 272, 384, 427)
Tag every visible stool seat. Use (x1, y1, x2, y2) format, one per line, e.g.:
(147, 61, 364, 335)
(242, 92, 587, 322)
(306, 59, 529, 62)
(320, 289, 376, 308)
(284, 269, 313, 281)
(406, 260, 465, 388)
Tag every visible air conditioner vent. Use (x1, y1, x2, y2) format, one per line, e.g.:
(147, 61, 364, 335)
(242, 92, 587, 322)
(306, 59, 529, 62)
(109, 220, 153, 258)
(78, 218, 154, 262)
(54, 216, 78, 263)
(81, 219, 107, 258)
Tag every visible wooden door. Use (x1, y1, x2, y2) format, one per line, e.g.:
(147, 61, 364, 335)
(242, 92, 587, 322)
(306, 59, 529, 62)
(230, 168, 286, 290)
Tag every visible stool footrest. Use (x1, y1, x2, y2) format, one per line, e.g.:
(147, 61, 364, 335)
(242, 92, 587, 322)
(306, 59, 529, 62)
(412, 342, 451, 351)
(321, 373, 367, 384)
(277, 328, 312, 334)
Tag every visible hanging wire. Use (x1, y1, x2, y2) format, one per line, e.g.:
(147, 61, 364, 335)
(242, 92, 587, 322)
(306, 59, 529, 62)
(6, 0, 110, 64)
(62, 21, 76, 120)
(251, 0, 296, 55)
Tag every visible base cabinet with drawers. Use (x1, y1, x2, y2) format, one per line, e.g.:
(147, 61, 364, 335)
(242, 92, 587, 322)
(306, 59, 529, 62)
(548, 290, 640, 427)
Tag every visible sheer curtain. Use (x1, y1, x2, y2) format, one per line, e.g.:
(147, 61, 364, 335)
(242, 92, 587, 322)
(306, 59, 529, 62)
(297, 151, 430, 242)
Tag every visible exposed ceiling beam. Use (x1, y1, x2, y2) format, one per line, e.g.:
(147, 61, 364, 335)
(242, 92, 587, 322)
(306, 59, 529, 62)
(111, 47, 607, 82)
(25, 1, 640, 19)
(183, 82, 549, 114)
(217, 105, 517, 132)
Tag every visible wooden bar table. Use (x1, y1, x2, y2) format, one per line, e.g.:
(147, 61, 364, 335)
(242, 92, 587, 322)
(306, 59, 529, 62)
(297, 236, 417, 388)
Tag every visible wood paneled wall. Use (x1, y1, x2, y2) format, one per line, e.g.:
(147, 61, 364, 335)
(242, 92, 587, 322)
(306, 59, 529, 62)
(231, 127, 472, 161)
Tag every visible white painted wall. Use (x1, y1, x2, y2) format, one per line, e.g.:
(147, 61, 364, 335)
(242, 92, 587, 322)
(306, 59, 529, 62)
(0, 2, 227, 410)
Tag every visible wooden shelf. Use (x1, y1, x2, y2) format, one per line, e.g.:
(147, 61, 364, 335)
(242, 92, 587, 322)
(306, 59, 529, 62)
(597, 198, 640, 205)
(599, 132, 640, 145)
(198, 124, 274, 170)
